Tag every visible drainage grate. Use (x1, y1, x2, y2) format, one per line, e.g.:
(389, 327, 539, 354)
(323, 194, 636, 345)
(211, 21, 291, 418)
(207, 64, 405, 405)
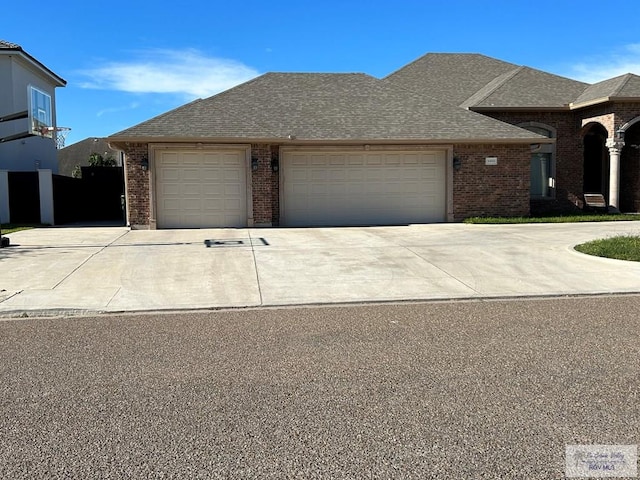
(204, 238, 269, 248)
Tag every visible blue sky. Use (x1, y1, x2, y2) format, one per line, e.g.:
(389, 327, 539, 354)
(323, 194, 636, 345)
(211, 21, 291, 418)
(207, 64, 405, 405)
(4, 0, 640, 147)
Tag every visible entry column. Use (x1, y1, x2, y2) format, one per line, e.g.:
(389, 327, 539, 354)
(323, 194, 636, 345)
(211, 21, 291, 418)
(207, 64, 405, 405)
(606, 138, 625, 212)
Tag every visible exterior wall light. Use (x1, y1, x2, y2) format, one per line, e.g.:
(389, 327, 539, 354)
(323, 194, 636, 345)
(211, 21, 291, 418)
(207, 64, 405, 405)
(271, 157, 279, 173)
(251, 157, 259, 172)
(615, 128, 625, 141)
(453, 156, 462, 171)
(141, 158, 149, 171)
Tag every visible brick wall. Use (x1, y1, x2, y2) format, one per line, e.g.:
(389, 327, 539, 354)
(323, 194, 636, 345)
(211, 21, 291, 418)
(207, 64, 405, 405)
(481, 111, 584, 212)
(578, 102, 640, 135)
(122, 142, 150, 228)
(452, 143, 530, 219)
(119, 141, 565, 226)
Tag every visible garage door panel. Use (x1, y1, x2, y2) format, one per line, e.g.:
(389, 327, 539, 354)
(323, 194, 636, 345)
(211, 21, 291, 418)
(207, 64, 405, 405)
(182, 198, 202, 209)
(223, 169, 243, 181)
(183, 183, 204, 195)
(181, 156, 201, 166)
(162, 152, 179, 163)
(282, 150, 446, 226)
(309, 170, 327, 181)
(161, 168, 181, 181)
(156, 149, 247, 228)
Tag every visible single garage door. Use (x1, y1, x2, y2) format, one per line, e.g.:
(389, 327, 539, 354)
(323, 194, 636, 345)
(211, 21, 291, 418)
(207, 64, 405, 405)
(281, 149, 447, 226)
(155, 149, 247, 228)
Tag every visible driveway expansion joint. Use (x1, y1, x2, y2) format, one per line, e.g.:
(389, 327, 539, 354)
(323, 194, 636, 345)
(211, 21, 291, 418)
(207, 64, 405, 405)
(247, 229, 264, 306)
(404, 245, 481, 295)
(51, 230, 131, 290)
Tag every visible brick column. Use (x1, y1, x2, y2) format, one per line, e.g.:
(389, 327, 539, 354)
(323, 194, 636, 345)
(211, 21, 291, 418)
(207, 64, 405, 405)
(122, 143, 151, 229)
(251, 144, 273, 226)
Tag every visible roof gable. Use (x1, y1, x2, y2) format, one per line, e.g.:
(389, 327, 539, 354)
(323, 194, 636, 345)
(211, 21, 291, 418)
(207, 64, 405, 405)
(572, 73, 640, 107)
(0, 39, 66, 86)
(110, 72, 544, 143)
(464, 66, 588, 109)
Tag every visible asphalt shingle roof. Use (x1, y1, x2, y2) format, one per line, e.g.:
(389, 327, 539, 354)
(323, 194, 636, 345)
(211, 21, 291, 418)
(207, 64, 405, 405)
(386, 53, 588, 109)
(573, 74, 640, 106)
(110, 72, 544, 143)
(385, 53, 520, 106)
(464, 66, 588, 109)
(110, 52, 640, 144)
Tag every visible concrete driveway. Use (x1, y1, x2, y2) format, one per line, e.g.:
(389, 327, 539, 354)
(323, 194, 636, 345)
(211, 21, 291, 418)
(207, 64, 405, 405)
(1, 222, 640, 315)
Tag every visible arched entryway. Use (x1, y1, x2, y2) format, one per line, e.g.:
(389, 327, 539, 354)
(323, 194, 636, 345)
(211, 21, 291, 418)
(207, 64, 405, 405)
(620, 120, 640, 212)
(582, 123, 609, 199)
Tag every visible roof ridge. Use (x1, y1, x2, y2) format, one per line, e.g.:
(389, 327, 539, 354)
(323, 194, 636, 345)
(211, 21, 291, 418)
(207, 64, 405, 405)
(264, 72, 371, 77)
(383, 52, 496, 79)
(461, 66, 523, 108)
(383, 52, 430, 79)
(612, 73, 633, 96)
(0, 40, 21, 49)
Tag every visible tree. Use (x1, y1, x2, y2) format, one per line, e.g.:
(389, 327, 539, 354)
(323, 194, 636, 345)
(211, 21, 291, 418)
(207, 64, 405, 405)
(88, 152, 117, 167)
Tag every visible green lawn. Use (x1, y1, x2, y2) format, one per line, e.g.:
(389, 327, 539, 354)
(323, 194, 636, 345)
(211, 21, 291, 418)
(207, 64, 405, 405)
(464, 214, 640, 224)
(0, 224, 39, 234)
(575, 236, 640, 262)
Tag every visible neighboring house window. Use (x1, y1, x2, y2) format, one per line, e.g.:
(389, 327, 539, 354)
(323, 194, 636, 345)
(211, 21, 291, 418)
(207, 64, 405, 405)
(520, 123, 556, 198)
(29, 86, 52, 135)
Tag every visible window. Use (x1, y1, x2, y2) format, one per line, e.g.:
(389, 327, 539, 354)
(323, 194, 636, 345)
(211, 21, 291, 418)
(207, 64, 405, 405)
(519, 123, 555, 198)
(531, 151, 551, 197)
(29, 86, 52, 137)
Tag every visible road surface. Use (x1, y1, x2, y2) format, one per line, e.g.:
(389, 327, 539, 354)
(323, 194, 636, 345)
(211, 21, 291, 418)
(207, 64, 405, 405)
(1, 296, 639, 478)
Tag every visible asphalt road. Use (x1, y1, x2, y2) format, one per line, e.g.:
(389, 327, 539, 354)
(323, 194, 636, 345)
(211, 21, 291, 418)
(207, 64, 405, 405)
(1, 296, 639, 479)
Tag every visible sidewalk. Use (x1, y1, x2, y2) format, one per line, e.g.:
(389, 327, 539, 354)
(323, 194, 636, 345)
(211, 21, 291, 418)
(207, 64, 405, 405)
(1, 222, 640, 316)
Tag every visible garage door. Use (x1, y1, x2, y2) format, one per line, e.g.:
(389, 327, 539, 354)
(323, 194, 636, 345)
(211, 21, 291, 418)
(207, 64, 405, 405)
(281, 149, 446, 226)
(155, 149, 247, 228)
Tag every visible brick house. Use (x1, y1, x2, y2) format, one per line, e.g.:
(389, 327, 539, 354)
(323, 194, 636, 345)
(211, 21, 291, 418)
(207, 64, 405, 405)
(108, 53, 640, 229)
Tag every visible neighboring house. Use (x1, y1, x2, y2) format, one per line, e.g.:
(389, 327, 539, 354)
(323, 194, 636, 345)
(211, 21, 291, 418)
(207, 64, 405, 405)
(108, 53, 640, 229)
(0, 40, 66, 172)
(0, 40, 66, 225)
(57, 137, 123, 177)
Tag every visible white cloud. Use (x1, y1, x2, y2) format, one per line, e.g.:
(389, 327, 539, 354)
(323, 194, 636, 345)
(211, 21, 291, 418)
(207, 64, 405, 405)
(566, 44, 640, 83)
(79, 49, 260, 98)
(96, 101, 140, 117)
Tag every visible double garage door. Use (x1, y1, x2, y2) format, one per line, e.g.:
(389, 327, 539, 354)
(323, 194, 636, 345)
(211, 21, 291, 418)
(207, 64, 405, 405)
(154, 148, 446, 228)
(281, 149, 447, 226)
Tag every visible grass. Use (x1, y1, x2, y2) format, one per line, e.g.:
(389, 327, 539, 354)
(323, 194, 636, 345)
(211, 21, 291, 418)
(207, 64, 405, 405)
(0, 224, 40, 234)
(464, 213, 640, 224)
(575, 235, 640, 262)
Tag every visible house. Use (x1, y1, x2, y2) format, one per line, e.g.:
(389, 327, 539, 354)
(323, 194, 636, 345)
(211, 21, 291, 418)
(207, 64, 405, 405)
(0, 40, 66, 225)
(57, 137, 123, 177)
(108, 53, 640, 229)
(0, 40, 66, 171)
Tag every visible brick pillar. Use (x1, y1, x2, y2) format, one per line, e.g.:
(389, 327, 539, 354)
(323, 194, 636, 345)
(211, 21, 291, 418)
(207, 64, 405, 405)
(251, 144, 273, 226)
(122, 143, 151, 229)
(271, 145, 280, 226)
